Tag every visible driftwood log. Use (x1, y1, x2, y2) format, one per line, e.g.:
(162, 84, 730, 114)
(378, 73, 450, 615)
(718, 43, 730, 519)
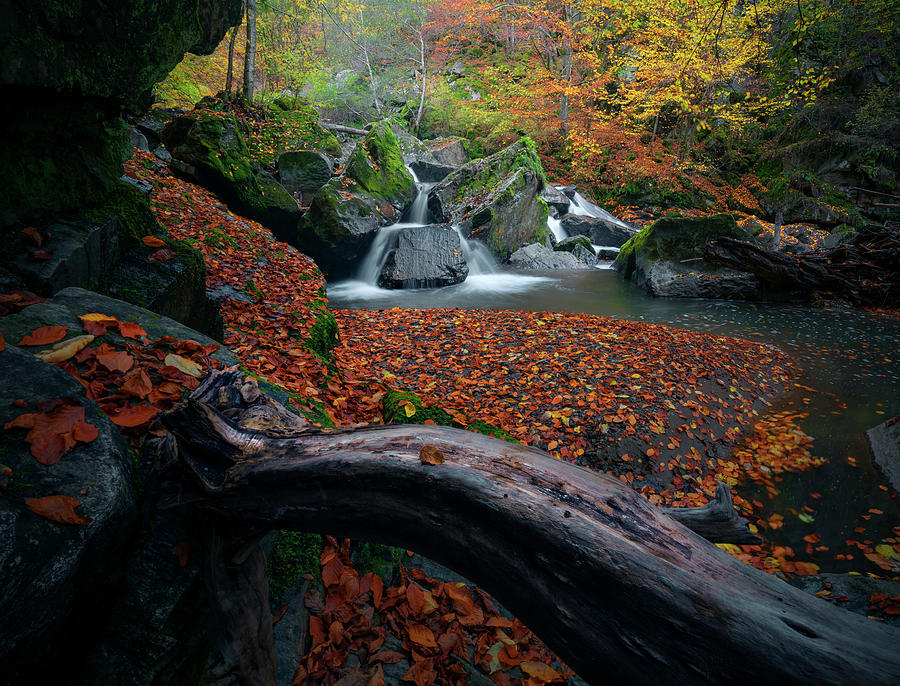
(319, 121, 369, 136)
(704, 225, 899, 306)
(162, 371, 900, 685)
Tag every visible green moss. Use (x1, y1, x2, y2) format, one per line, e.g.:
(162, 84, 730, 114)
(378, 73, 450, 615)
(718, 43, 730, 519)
(351, 542, 403, 581)
(616, 213, 748, 269)
(554, 235, 594, 253)
(467, 419, 519, 443)
(345, 122, 415, 204)
(305, 305, 340, 362)
(382, 388, 456, 426)
(267, 531, 323, 601)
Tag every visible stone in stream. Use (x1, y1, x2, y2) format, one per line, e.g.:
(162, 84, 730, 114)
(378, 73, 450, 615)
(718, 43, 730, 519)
(554, 236, 598, 265)
(614, 213, 759, 299)
(344, 122, 416, 209)
(560, 213, 636, 248)
(540, 185, 572, 215)
(378, 224, 469, 289)
(392, 127, 456, 182)
(428, 137, 467, 168)
(427, 137, 550, 260)
(509, 243, 587, 270)
(867, 418, 900, 492)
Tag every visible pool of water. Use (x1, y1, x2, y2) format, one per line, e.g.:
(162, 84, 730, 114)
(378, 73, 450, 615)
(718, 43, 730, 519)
(329, 267, 900, 574)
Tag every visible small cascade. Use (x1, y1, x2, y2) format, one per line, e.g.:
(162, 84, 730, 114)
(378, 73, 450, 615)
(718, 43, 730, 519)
(356, 224, 405, 284)
(547, 215, 567, 242)
(452, 225, 497, 275)
(402, 181, 434, 225)
(568, 191, 631, 229)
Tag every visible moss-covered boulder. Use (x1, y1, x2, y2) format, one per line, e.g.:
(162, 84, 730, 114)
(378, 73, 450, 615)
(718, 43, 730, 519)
(614, 214, 759, 299)
(427, 138, 549, 261)
(0, 0, 243, 228)
(344, 122, 416, 208)
(294, 179, 395, 279)
(278, 150, 334, 203)
(161, 111, 301, 240)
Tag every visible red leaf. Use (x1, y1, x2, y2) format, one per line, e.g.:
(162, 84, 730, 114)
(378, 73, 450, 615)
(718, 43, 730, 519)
(120, 368, 153, 398)
(142, 235, 167, 248)
(148, 248, 175, 262)
(25, 495, 91, 525)
(28, 249, 54, 261)
(96, 345, 134, 373)
(108, 404, 159, 428)
(22, 226, 43, 247)
(118, 321, 148, 339)
(0, 331, 5, 352)
(18, 325, 68, 346)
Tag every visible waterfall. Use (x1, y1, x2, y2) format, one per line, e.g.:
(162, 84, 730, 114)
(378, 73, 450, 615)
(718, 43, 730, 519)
(568, 191, 631, 229)
(356, 224, 405, 284)
(402, 181, 434, 225)
(547, 215, 567, 242)
(453, 225, 497, 275)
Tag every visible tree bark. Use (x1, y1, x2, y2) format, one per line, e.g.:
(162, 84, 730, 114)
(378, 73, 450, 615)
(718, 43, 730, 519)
(163, 371, 900, 686)
(224, 1, 244, 94)
(318, 121, 368, 136)
(242, 0, 257, 101)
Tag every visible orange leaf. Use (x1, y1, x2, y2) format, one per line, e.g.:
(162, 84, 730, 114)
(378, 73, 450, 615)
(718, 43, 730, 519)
(97, 346, 134, 373)
(121, 369, 153, 398)
(108, 404, 159, 428)
(402, 658, 437, 686)
(22, 226, 43, 247)
(19, 325, 67, 346)
(406, 623, 437, 648)
(149, 248, 175, 262)
(25, 495, 91, 525)
(142, 235, 167, 247)
(370, 651, 405, 664)
(117, 321, 148, 339)
(419, 445, 444, 466)
(79, 312, 119, 335)
(521, 661, 561, 683)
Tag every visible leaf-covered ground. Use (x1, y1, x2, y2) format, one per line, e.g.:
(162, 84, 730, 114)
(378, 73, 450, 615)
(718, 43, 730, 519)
(114, 149, 899, 683)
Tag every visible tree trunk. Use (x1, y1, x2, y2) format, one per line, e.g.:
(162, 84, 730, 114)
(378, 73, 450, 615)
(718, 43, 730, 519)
(414, 30, 427, 134)
(162, 371, 900, 686)
(224, 1, 244, 94)
(242, 0, 257, 101)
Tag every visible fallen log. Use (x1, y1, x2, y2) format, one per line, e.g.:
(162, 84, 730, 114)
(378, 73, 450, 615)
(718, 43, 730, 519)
(319, 121, 368, 136)
(163, 371, 900, 685)
(662, 481, 761, 545)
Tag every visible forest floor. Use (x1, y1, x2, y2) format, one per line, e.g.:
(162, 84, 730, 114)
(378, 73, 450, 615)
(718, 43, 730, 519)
(120, 148, 899, 683)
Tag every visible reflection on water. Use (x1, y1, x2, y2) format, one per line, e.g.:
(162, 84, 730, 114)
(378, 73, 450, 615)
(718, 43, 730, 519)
(328, 268, 900, 573)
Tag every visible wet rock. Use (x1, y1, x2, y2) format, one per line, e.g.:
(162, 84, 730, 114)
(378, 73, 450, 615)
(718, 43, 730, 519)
(378, 224, 469, 289)
(130, 128, 149, 152)
(344, 122, 416, 209)
(867, 417, 900, 492)
(554, 236, 597, 265)
(614, 214, 758, 299)
(0, 345, 136, 685)
(822, 229, 857, 249)
(560, 213, 635, 247)
(510, 243, 585, 270)
(278, 150, 334, 203)
(428, 138, 549, 260)
(428, 137, 467, 167)
(540, 185, 572, 215)
(392, 127, 455, 182)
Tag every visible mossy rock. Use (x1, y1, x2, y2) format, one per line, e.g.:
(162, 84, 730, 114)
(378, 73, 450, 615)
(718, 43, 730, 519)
(267, 531, 323, 602)
(344, 122, 415, 207)
(554, 235, 594, 254)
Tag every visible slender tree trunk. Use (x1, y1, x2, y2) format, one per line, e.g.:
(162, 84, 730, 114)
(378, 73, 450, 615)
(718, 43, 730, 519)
(359, 8, 381, 115)
(224, 1, 244, 94)
(242, 0, 257, 101)
(414, 30, 427, 133)
(773, 209, 784, 249)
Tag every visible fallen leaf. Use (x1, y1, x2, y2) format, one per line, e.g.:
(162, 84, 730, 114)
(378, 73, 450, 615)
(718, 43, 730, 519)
(419, 445, 444, 466)
(118, 321, 148, 339)
(406, 623, 437, 648)
(25, 495, 91, 525)
(35, 334, 95, 363)
(79, 312, 119, 335)
(121, 369, 153, 398)
(108, 404, 159, 428)
(22, 226, 43, 247)
(142, 235, 167, 248)
(0, 331, 5, 352)
(164, 353, 203, 378)
(96, 346, 134, 373)
(403, 401, 416, 418)
(148, 248, 175, 262)
(19, 326, 68, 346)
(521, 661, 561, 683)
(28, 249, 54, 261)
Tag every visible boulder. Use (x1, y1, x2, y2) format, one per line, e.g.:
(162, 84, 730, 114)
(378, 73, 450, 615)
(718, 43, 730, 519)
(614, 214, 759, 299)
(540, 185, 571, 215)
(161, 111, 301, 240)
(509, 243, 585, 270)
(0, 0, 243, 226)
(821, 229, 857, 250)
(428, 138, 549, 260)
(554, 236, 597, 265)
(377, 224, 469, 289)
(596, 248, 620, 260)
(295, 179, 393, 279)
(0, 345, 136, 685)
(560, 213, 636, 247)
(392, 127, 455, 182)
(867, 418, 900, 492)
(344, 122, 416, 209)
(428, 137, 467, 167)
(278, 150, 334, 203)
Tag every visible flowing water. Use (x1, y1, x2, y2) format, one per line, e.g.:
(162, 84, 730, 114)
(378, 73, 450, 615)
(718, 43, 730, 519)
(328, 186, 899, 574)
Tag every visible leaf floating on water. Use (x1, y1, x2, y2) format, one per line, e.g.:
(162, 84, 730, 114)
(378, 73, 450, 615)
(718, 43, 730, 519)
(419, 445, 444, 466)
(164, 353, 203, 378)
(34, 334, 95, 363)
(19, 325, 68, 346)
(25, 494, 91, 525)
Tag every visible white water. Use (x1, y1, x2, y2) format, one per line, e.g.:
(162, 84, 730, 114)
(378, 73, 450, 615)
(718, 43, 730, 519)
(453, 225, 497, 275)
(568, 191, 631, 229)
(547, 215, 567, 242)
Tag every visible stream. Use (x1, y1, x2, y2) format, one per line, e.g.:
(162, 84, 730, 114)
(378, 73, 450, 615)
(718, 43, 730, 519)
(328, 182, 900, 576)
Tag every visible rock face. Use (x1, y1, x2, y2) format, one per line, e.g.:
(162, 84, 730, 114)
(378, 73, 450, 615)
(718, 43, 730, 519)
(278, 150, 334, 203)
(162, 111, 301, 239)
(378, 224, 469, 289)
(510, 243, 585, 270)
(295, 180, 390, 279)
(393, 127, 455, 182)
(540, 185, 572, 215)
(561, 213, 636, 247)
(428, 137, 467, 167)
(867, 418, 900, 492)
(0, 0, 243, 227)
(614, 214, 759, 299)
(428, 138, 549, 260)
(344, 122, 416, 209)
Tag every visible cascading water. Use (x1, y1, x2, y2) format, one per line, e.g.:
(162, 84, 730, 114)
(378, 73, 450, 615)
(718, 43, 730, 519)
(452, 225, 497, 275)
(547, 215, 567, 242)
(568, 191, 631, 229)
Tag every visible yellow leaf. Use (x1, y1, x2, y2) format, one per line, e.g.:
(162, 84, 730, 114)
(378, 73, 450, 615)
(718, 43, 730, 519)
(521, 661, 561, 683)
(403, 402, 416, 418)
(876, 544, 896, 559)
(164, 353, 203, 378)
(34, 335, 95, 363)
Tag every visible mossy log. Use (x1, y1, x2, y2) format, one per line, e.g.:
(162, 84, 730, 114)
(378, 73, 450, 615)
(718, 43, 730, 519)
(163, 371, 900, 685)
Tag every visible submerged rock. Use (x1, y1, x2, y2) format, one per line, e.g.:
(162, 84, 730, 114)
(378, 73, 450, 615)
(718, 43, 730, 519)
(560, 213, 635, 247)
(510, 243, 585, 270)
(378, 224, 468, 289)
(428, 138, 549, 260)
(614, 214, 758, 299)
